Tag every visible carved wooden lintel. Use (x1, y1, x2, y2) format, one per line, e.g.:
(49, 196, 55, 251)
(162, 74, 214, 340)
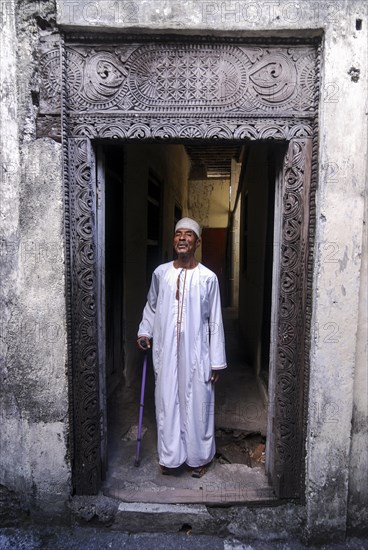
(39, 40, 317, 120)
(66, 116, 313, 141)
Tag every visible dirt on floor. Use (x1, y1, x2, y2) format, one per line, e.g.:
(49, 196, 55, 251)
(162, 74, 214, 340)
(215, 428, 266, 468)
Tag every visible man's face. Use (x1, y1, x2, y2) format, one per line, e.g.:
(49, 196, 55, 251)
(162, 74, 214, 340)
(173, 228, 200, 256)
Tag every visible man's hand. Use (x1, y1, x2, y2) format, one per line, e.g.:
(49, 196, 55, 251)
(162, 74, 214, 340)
(211, 370, 220, 383)
(137, 336, 150, 351)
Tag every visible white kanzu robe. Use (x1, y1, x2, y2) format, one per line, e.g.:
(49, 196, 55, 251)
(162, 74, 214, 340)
(138, 261, 227, 468)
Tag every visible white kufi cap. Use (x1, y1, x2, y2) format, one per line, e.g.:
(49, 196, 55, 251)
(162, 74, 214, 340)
(175, 217, 201, 238)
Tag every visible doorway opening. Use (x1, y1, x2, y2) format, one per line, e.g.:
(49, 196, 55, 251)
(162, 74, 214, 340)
(97, 139, 286, 504)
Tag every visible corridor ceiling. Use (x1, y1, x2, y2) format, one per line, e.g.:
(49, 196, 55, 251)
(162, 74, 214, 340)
(185, 144, 243, 179)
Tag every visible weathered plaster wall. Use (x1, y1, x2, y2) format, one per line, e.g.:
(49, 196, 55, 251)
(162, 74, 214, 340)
(188, 176, 230, 265)
(347, 159, 368, 534)
(1, 0, 70, 516)
(188, 178, 230, 233)
(1, 0, 23, 513)
(188, 178, 230, 229)
(305, 6, 367, 541)
(54, 0, 359, 37)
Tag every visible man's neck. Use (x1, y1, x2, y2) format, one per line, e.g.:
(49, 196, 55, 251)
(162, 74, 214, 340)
(174, 256, 198, 269)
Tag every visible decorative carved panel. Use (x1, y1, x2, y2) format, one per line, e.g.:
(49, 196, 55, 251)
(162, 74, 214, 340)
(46, 34, 321, 497)
(66, 116, 313, 140)
(273, 138, 312, 497)
(67, 137, 100, 495)
(39, 41, 317, 123)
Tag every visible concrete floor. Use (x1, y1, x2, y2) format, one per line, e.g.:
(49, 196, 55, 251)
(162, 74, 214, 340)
(1, 528, 367, 550)
(103, 309, 272, 504)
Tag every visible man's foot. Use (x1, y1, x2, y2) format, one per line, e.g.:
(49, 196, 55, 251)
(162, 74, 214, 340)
(191, 465, 208, 478)
(160, 465, 171, 475)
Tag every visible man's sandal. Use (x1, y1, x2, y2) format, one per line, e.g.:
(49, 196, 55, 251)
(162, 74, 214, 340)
(160, 465, 171, 475)
(191, 465, 207, 478)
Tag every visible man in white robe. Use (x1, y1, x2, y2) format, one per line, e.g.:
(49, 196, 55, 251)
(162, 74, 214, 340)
(137, 217, 227, 477)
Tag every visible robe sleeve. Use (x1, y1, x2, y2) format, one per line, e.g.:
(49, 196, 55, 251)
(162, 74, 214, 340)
(208, 274, 227, 370)
(137, 270, 159, 339)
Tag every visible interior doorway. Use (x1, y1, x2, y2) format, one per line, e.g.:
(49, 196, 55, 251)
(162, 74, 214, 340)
(96, 140, 285, 503)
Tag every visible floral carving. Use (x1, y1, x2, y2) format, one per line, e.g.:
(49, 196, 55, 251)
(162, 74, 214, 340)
(39, 48, 62, 112)
(84, 52, 128, 103)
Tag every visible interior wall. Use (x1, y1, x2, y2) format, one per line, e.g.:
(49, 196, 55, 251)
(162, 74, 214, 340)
(188, 177, 230, 263)
(188, 178, 230, 227)
(123, 143, 190, 386)
(230, 159, 242, 308)
(238, 143, 269, 374)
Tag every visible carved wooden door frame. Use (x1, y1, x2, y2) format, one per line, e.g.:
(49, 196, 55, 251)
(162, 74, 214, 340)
(38, 33, 321, 497)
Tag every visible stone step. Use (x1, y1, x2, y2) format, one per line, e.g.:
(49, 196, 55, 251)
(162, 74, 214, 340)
(112, 501, 222, 535)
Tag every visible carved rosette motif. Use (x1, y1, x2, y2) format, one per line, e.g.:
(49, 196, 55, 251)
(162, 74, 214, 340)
(48, 36, 321, 497)
(39, 47, 62, 113)
(68, 137, 100, 494)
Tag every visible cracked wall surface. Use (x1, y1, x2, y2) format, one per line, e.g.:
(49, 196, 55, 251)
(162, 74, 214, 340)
(1, 0, 70, 516)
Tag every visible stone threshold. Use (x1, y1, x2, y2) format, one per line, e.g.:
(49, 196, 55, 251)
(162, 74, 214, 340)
(103, 485, 276, 505)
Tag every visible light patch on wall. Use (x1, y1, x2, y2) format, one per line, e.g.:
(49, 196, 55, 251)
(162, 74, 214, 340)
(188, 179, 230, 228)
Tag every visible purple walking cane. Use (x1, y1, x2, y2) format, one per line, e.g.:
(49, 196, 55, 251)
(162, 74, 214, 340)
(135, 340, 148, 467)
